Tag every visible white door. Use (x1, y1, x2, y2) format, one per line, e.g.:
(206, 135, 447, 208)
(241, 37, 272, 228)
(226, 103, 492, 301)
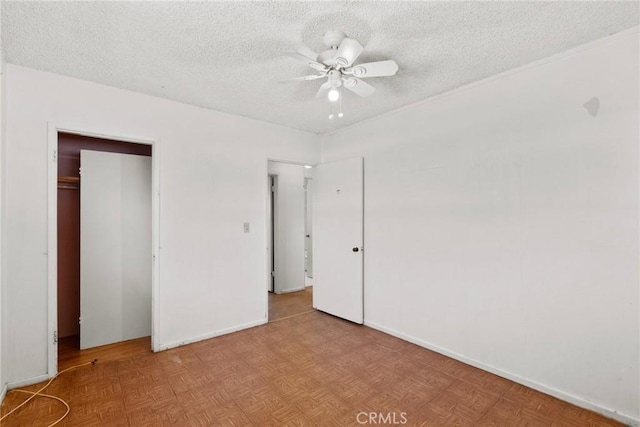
(313, 157, 364, 324)
(80, 150, 152, 349)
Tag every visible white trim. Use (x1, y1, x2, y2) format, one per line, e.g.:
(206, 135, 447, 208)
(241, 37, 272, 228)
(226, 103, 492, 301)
(150, 136, 161, 353)
(267, 173, 276, 296)
(46, 123, 57, 378)
(156, 319, 267, 351)
(0, 37, 5, 407)
(364, 320, 640, 427)
(267, 158, 317, 168)
(277, 286, 306, 295)
(264, 160, 270, 321)
(323, 26, 640, 137)
(46, 123, 161, 379)
(6, 374, 50, 390)
(271, 173, 280, 294)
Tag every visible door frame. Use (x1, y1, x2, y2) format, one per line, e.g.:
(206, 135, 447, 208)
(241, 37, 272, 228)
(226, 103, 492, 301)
(264, 158, 315, 321)
(267, 174, 277, 294)
(47, 122, 161, 377)
(304, 176, 313, 280)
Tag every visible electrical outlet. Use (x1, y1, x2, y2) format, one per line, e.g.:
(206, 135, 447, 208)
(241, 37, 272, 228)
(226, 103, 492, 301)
(243, 222, 250, 233)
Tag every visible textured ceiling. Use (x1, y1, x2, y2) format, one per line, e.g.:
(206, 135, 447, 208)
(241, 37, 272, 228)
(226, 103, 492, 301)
(2, 2, 638, 134)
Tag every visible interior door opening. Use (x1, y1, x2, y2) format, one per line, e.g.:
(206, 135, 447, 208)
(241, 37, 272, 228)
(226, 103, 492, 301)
(57, 132, 152, 366)
(267, 161, 313, 322)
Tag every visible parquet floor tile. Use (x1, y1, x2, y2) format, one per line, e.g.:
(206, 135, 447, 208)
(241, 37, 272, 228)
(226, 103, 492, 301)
(0, 289, 624, 426)
(269, 287, 313, 321)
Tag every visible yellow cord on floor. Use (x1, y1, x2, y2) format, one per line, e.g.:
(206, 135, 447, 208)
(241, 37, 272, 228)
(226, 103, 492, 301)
(0, 359, 97, 427)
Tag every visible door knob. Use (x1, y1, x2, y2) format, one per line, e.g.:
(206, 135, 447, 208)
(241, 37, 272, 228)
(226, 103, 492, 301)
(352, 247, 359, 252)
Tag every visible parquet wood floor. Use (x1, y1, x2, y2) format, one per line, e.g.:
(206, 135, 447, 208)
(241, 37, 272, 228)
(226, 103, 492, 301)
(57, 335, 152, 371)
(269, 287, 313, 322)
(1, 297, 622, 426)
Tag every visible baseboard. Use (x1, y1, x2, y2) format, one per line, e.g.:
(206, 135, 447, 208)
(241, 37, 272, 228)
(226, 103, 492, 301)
(278, 287, 305, 294)
(6, 373, 50, 390)
(155, 319, 267, 352)
(364, 320, 639, 427)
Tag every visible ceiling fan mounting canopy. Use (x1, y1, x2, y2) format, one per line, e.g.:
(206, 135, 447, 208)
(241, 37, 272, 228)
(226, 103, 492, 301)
(323, 30, 347, 49)
(283, 30, 399, 100)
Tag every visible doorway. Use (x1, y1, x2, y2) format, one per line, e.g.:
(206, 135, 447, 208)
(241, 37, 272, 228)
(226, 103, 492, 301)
(55, 132, 153, 368)
(267, 160, 314, 321)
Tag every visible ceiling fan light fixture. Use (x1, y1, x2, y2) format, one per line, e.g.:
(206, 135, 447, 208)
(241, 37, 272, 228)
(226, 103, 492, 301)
(328, 88, 340, 102)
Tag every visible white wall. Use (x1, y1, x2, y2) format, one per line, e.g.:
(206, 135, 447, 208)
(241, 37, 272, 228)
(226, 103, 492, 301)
(322, 28, 639, 424)
(268, 161, 305, 294)
(3, 64, 320, 385)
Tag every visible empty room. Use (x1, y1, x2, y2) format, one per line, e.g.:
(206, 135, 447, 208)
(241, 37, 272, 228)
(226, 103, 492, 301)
(0, 1, 638, 426)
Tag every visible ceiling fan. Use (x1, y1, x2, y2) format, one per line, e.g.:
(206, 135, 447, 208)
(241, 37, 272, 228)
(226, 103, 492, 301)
(284, 30, 399, 103)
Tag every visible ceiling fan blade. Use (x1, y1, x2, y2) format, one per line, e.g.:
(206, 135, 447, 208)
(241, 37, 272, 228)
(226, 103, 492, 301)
(335, 38, 364, 68)
(315, 82, 331, 99)
(343, 77, 375, 97)
(285, 51, 327, 72)
(279, 74, 326, 83)
(346, 60, 399, 78)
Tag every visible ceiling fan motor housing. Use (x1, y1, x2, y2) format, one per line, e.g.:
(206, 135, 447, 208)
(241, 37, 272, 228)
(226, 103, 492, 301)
(317, 49, 337, 66)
